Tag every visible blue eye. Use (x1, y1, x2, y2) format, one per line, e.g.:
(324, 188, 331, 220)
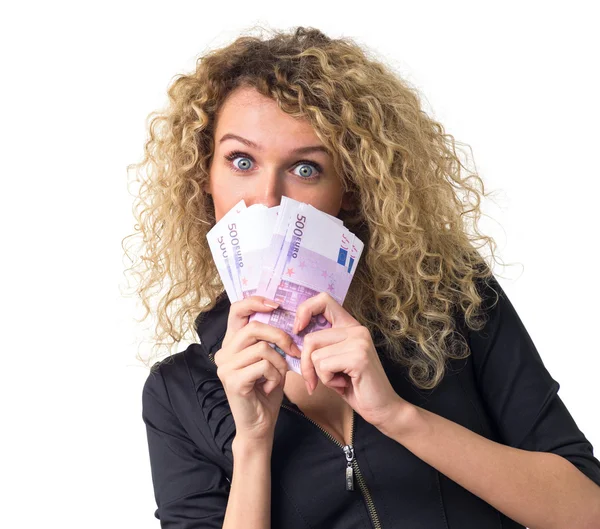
(224, 150, 322, 182)
(227, 153, 253, 171)
(293, 164, 318, 179)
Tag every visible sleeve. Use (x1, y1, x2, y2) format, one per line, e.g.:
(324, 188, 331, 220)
(142, 363, 230, 528)
(467, 274, 600, 488)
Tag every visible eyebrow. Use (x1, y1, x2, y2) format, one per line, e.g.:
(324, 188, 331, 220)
(218, 133, 331, 156)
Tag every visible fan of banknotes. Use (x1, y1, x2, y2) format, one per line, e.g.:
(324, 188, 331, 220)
(206, 196, 364, 375)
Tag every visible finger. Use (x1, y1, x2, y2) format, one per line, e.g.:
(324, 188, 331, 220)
(227, 359, 280, 396)
(226, 340, 289, 382)
(225, 295, 281, 340)
(328, 373, 349, 387)
(250, 360, 281, 396)
(294, 291, 359, 334)
(230, 320, 300, 363)
(301, 329, 347, 392)
(310, 344, 350, 387)
(262, 371, 283, 395)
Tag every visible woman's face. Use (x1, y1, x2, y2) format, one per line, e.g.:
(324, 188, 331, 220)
(206, 86, 354, 223)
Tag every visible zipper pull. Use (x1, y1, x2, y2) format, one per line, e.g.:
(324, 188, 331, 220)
(343, 445, 355, 491)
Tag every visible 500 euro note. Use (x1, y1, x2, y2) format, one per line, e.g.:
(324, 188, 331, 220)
(235, 200, 343, 301)
(253, 197, 343, 300)
(205, 199, 246, 303)
(225, 203, 280, 300)
(250, 199, 362, 375)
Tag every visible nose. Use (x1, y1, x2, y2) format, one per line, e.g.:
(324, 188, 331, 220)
(244, 170, 282, 209)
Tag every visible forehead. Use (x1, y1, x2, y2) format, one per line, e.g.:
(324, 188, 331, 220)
(214, 86, 321, 145)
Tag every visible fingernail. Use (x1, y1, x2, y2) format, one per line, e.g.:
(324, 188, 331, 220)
(305, 380, 312, 395)
(291, 342, 301, 357)
(263, 299, 279, 309)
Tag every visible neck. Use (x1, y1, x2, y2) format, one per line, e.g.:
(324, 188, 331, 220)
(284, 371, 349, 413)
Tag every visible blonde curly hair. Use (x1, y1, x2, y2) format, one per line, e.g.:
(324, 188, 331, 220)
(123, 25, 512, 390)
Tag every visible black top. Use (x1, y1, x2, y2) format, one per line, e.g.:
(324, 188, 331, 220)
(142, 275, 600, 528)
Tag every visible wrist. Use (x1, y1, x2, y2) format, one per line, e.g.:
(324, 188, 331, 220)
(375, 399, 421, 440)
(232, 435, 274, 457)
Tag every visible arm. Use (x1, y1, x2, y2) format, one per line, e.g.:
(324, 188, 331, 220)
(381, 401, 600, 529)
(223, 438, 273, 529)
(143, 364, 231, 528)
(143, 362, 276, 529)
(379, 275, 600, 529)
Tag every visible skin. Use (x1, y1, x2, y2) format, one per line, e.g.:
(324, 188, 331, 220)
(205, 85, 355, 221)
(205, 92, 600, 529)
(205, 85, 356, 442)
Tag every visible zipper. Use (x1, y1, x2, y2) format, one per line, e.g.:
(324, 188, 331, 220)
(280, 404, 382, 529)
(208, 350, 382, 529)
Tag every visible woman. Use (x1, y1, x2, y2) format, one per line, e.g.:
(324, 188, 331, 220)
(127, 26, 600, 528)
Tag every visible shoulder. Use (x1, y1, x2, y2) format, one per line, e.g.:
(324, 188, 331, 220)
(454, 273, 516, 354)
(143, 343, 217, 404)
(142, 343, 230, 460)
(141, 350, 191, 424)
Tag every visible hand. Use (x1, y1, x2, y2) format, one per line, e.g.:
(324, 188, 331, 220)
(214, 295, 301, 443)
(292, 292, 411, 429)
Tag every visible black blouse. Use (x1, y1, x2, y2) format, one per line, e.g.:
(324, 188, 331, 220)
(142, 275, 600, 528)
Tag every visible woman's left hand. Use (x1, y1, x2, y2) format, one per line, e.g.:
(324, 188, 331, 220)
(291, 292, 412, 430)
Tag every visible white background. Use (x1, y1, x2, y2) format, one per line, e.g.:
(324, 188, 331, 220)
(1, 1, 598, 527)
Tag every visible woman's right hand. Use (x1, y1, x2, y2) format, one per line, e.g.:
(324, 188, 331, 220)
(213, 296, 301, 443)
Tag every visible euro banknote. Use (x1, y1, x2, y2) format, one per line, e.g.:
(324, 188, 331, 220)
(207, 196, 363, 375)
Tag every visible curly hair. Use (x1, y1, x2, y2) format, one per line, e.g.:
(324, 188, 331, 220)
(122, 24, 513, 391)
